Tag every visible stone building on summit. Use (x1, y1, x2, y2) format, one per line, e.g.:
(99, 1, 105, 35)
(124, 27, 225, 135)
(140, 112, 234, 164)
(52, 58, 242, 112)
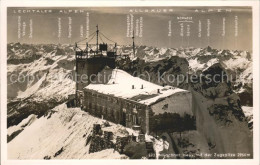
(73, 25, 195, 135)
(81, 68, 194, 135)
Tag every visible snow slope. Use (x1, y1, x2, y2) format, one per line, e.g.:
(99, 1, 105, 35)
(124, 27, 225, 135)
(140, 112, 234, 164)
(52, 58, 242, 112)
(8, 104, 129, 159)
(8, 103, 168, 159)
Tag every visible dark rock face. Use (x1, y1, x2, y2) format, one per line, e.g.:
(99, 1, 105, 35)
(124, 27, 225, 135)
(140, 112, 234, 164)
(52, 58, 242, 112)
(54, 147, 64, 157)
(238, 90, 253, 106)
(191, 63, 246, 122)
(149, 112, 196, 135)
(208, 104, 245, 125)
(123, 142, 148, 159)
(7, 129, 23, 143)
(190, 64, 252, 157)
(87, 124, 155, 159)
(114, 136, 132, 154)
(117, 56, 189, 88)
(7, 97, 65, 127)
(89, 136, 114, 153)
(88, 124, 115, 154)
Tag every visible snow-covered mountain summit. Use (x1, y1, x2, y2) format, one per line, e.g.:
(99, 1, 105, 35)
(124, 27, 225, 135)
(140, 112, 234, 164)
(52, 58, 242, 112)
(7, 43, 253, 159)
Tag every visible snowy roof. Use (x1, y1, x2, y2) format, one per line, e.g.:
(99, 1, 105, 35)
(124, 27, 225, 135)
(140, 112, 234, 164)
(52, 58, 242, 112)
(85, 69, 189, 105)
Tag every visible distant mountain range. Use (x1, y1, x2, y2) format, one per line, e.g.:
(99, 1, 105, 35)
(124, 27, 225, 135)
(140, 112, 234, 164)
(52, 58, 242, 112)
(7, 43, 253, 159)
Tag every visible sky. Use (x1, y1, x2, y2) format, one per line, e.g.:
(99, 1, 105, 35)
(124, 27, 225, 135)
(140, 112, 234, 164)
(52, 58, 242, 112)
(7, 7, 252, 51)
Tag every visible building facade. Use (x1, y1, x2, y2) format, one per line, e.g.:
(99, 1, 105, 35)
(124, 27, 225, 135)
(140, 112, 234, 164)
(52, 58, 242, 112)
(83, 89, 149, 133)
(81, 69, 194, 135)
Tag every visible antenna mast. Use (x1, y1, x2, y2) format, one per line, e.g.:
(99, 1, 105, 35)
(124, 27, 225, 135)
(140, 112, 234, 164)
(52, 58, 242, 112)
(132, 30, 135, 57)
(96, 25, 99, 55)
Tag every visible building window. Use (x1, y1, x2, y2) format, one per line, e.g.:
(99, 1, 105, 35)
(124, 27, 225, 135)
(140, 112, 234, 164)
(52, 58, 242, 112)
(115, 111, 119, 122)
(133, 108, 137, 114)
(138, 117, 142, 125)
(102, 106, 105, 114)
(128, 114, 132, 122)
(108, 108, 111, 118)
(111, 109, 115, 121)
(126, 114, 128, 121)
(133, 115, 136, 125)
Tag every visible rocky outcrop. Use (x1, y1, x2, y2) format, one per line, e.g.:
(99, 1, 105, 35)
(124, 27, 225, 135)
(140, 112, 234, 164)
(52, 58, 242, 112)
(87, 123, 153, 159)
(117, 56, 189, 89)
(190, 64, 253, 158)
(119, 57, 253, 157)
(7, 97, 66, 127)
